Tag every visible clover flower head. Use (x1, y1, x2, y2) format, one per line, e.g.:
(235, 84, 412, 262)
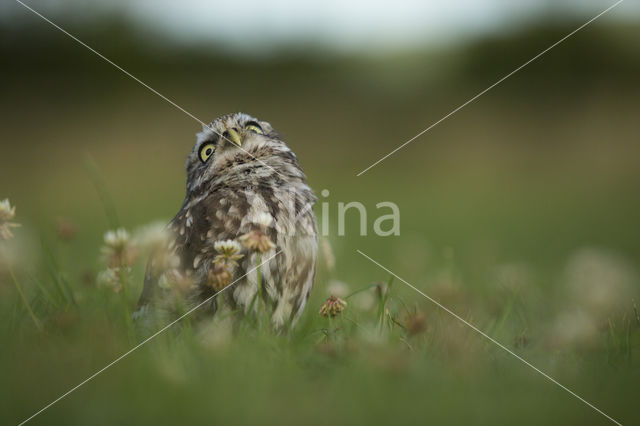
(133, 222, 172, 252)
(319, 296, 347, 317)
(326, 280, 349, 298)
(213, 239, 244, 267)
(0, 198, 21, 241)
(134, 222, 179, 271)
(253, 212, 273, 228)
(208, 263, 234, 292)
(97, 268, 123, 293)
(0, 199, 16, 219)
(158, 269, 194, 294)
(214, 239, 242, 257)
(239, 230, 276, 254)
(101, 228, 138, 268)
(104, 228, 130, 248)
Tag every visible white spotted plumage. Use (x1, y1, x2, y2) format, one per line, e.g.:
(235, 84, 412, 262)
(136, 112, 317, 330)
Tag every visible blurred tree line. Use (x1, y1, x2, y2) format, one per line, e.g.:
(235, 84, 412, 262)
(2, 16, 638, 97)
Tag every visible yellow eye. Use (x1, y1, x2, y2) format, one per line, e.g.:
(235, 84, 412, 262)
(199, 143, 215, 162)
(245, 121, 264, 135)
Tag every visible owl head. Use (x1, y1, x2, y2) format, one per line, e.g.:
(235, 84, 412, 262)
(184, 112, 292, 193)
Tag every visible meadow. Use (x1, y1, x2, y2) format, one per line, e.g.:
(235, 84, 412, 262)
(1, 19, 640, 425)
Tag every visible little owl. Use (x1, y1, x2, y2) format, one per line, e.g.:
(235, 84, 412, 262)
(136, 112, 317, 330)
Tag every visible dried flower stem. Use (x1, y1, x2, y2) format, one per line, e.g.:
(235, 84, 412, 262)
(256, 253, 264, 315)
(327, 315, 334, 340)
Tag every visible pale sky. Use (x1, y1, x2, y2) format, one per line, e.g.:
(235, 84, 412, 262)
(4, 0, 637, 53)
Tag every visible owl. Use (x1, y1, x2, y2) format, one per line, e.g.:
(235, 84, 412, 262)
(136, 112, 317, 330)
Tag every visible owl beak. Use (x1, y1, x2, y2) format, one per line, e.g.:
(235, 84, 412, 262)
(224, 128, 243, 147)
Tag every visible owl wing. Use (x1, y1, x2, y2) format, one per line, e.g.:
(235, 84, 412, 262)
(270, 206, 317, 328)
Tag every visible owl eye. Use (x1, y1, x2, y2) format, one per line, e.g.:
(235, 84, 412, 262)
(245, 121, 264, 135)
(199, 143, 216, 163)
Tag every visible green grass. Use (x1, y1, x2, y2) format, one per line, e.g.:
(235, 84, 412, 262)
(3, 97, 640, 423)
(1, 186, 639, 425)
(3, 96, 640, 424)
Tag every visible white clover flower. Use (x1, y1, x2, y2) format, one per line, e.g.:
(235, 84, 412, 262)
(238, 212, 276, 254)
(250, 212, 273, 228)
(326, 279, 349, 298)
(0, 198, 21, 241)
(97, 268, 122, 293)
(550, 309, 599, 349)
(214, 239, 242, 256)
(239, 230, 275, 254)
(213, 239, 244, 267)
(133, 221, 171, 252)
(134, 222, 179, 272)
(0, 199, 15, 219)
(564, 247, 637, 316)
(101, 228, 138, 268)
(104, 228, 130, 248)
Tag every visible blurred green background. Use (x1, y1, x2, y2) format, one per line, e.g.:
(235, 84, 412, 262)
(1, 1, 640, 425)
